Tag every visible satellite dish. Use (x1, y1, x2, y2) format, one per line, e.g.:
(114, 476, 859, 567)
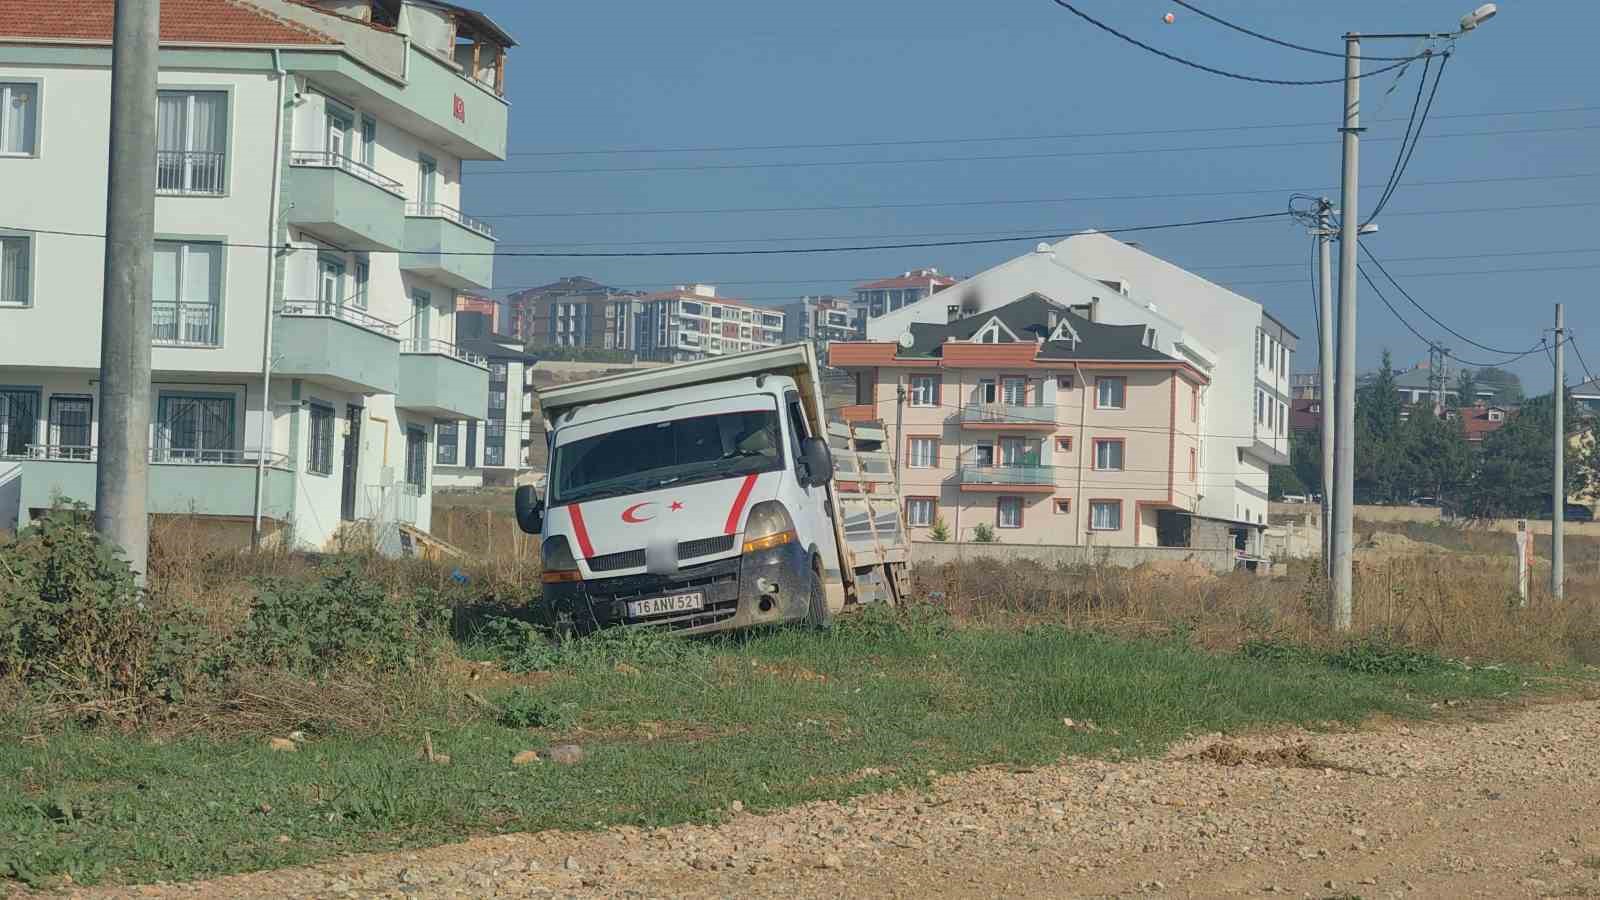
(897, 332, 916, 349)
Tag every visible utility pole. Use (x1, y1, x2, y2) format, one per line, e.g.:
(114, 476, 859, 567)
(96, 0, 160, 582)
(1553, 302, 1565, 600)
(1316, 199, 1334, 577)
(1330, 35, 1361, 632)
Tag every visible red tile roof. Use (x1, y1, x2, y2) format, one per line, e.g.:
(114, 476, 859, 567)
(1458, 406, 1511, 442)
(0, 0, 335, 45)
(854, 269, 957, 292)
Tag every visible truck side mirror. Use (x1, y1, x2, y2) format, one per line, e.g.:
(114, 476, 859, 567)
(514, 485, 544, 534)
(801, 437, 834, 488)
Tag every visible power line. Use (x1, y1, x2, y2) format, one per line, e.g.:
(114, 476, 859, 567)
(1356, 262, 1551, 368)
(491, 200, 1600, 252)
(1048, 0, 1424, 87)
(475, 124, 1600, 177)
(502, 103, 1600, 157)
(1226, 261, 1600, 290)
(474, 171, 1600, 219)
(1357, 242, 1542, 356)
(1167, 0, 1422, 61)
(1365, 51, 1443, 225)
(1570, 336, 1598, 388)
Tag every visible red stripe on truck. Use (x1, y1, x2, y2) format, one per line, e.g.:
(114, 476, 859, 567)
(724, 473, 759, 535)
(568, 504, 595, 558)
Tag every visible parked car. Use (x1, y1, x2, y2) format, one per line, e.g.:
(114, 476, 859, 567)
(1278, 494, 1308, 504)
(1566, 503, 1595, 523)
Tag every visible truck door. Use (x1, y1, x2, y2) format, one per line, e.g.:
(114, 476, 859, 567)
(785, 390, 838, 575)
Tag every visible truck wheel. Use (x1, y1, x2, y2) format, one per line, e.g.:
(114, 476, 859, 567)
(805, 560, 832, 630)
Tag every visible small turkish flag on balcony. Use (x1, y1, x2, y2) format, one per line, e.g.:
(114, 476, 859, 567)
(453, 95, 465, 123)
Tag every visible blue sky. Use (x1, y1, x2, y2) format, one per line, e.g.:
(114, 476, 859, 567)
(462, 1, 1598, 387)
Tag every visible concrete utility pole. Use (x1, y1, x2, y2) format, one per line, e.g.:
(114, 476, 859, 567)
(1553, 302, 1565, 600)
(1330, 35, 1361, 632)
(95, 0, 160, 582)
(1317, 199, 1334, 578)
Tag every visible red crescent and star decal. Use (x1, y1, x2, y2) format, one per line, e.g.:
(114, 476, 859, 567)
(621, 502, 655, 523)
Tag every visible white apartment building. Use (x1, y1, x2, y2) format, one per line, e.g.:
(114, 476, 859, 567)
(0, 0, 514, 552)
(866, 233, 1293, 537)
(433, 311, 537, 489)
(638, 285, 786, 363)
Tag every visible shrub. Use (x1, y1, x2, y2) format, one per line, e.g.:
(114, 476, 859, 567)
(475, 617, 706, 673)
(493, 686, 575, 729)
(928, 517, 950, 542)
(0, 507, 203, 720)
(970, 523, 997, 543)
(225, 565, 446, 677)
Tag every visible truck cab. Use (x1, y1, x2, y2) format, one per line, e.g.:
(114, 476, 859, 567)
(519, 371, 843, 635)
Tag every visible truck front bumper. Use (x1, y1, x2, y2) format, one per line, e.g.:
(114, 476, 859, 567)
(544, 540, 813, 636)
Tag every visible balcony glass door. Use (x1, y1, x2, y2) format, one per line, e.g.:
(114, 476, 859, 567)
(47, 396, 92, 459)
(1001, 377, 1026, 406)
(326, 110, 352, 164)
(417, 156, 437, 208)
(0, 388, 38, 457)
(410, 289, 431, 347)
(319, 258, 345, 313)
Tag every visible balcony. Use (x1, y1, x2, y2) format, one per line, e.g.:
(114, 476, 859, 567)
(274, 300, 401, 394)
(957, 402, 1058, 430)
(956, 456, 1059, 494)
(156, 150, 226, 196)
(400, 202, 496, 290)
(6, 445, 294, 525)
(285, 151, 408, 251)
(397, 338, 490, 420)
(152, 301, 221, 348)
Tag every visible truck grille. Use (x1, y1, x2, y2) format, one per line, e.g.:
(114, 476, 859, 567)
(678, 534, 735, 559)
(586, 535, 736, 572)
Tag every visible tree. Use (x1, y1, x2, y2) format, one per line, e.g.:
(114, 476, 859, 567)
(1396, 406, 1472, 504)
(1269, 465, 1308, 499)
(1464, 389, 1592, 518)
(928, 516, 950, 542)
(1454, 368, 1479, 407)
(1290, 425, 1322, 498)
(970, 522, 997, 543)
(1354, 350, 1406, 503)
(1474, 366, 1524, 404)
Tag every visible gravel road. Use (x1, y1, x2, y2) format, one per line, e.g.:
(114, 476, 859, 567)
(69, 695, 1600, 899)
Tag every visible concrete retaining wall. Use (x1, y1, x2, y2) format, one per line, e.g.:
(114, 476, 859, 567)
(911, 540, 1236, 573)
(1352, 505, 1443, 524)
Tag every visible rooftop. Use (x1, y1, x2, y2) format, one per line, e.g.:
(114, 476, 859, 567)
(854, 268, 958, 292)
(0, 0, 335, 44)
(896, 293, 1180, 364)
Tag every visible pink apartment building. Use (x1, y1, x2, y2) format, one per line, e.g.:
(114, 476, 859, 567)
(831, 294, 1207, 547)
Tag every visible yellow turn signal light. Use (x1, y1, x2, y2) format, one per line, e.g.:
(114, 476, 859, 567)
(540, 569, 584, 584)
(742, 529, 796, 554)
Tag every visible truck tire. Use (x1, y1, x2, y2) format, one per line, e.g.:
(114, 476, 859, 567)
(805, 559, 832, 630)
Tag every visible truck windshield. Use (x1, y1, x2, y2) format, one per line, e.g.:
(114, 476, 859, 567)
(552, 409, 783, 505)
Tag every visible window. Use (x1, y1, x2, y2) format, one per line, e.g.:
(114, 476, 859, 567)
(307, 403, 334, 475)
(1, 82, 38, 156)
(360, 115, 377, 167)
(1093, 439, 1124, 471)
(1189, 447, 1197, 482)
(156, 90, 227, 194)
(154, 394, 233, 462)
(906, 497, 935, 527)
(909, 375, 940, 407)
(1258, 390, 1265, 424)
(404, 427, 427, 490)
(1001, 377, 1026, 406)
(436, 421, 459, 465)
(353, 261, 370, 309)
(1057, 374, 1074, 391)
(996, 496, 1023, 529)
(973, 443, 994, 466)
(1310, 402, 1321, 414)
(0, 234, 30, 306)
(1056, 436, 1073, 452)
(1090, 500, 1122, 531)
(465, 420, 478, 467)
(1095, 377, 1126, 409)
(977, 379, 997, 404)
(1278, 401, 1287, 435)
(416, 155, 437, 207)
(152, 241, 222, 346)
(907, 436, 938, 468)
(1191, 385, 1199, 422)
(1257, 331, 1265, 365)
(48, 396, 92, 458)
(410, 289, 431, 344)
(1267, 338, 1275, 372)
(1280, 345, 1287, 374)
(0, 388, 39, 457)
(1267, 400, 1274, 430)
(1054, 498, 1072, 516)
(681, 301, 702, 316)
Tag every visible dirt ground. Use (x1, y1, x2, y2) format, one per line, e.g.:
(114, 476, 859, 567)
(62, 692, 1600, 899)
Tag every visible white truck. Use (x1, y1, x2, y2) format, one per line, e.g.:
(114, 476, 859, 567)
(514, 343, 911, 635)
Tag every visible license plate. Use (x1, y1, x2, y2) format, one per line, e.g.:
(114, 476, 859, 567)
(627, 591, 704, 618)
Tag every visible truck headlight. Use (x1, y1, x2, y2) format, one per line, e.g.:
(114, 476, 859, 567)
(741, 501, 796, 553)
(540, 535, 583, 583)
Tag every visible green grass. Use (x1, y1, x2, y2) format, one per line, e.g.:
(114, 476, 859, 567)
(0, 615, 1529, 889)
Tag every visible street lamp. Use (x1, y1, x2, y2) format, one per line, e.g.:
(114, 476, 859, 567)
(1327, 7, 1497, 631)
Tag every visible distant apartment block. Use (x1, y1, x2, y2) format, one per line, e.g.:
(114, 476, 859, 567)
(638, 285, 785, 362)
(780, 295, 859, 357)
(852, 267, 956, 329)
(509, 275, 643, 352)
(0, 0, 514, 551)
(433, 304, 536, 488)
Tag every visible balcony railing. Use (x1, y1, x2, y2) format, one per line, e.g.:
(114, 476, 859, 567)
(957, 463, 1058, 487)
(402, 337, 489, 368)
(278, 298, 399, 338)
(405, 201, 496, 239)
(156, 149, 226, 196)
(152, 301, 220, 347)
(289, 150, 406, 196)
(12, 444, 289, 468)
(958, 402, 1057, 427)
